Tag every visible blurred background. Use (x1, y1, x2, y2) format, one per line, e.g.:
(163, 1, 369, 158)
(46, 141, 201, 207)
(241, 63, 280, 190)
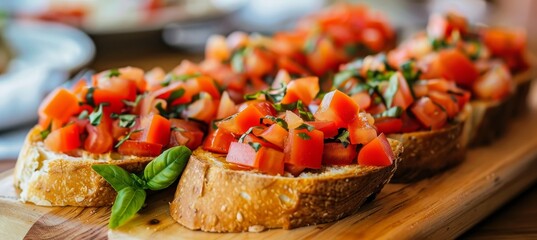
(0, 0, 535, 159)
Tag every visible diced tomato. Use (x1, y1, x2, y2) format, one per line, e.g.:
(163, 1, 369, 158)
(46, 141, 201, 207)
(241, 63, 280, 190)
(238, 100, 277, 117)
(241, 134, 282, 150)
(272, 69, 292, 89)
(473, 64, 513, 101)
(357, 133, 394, 167)
(351, 92, 372, 109)
(428, 91, 459, 118)
(117, 140, 162, 157)
(307, 121, 338, 138)
(39, 88, 80, 123)
(411, 97, 448, 130)
(145, 67, 166, 91)
(422, 49, 479, 88)
(374, 118, 403, 134)
(391, 72, 414, 110)
(168, 119, 204, 150)
(205, 35, 231, 62)
(202, 128, 237, 154)
(322, 142, 357, 165)
(284, 128, 324, 169)
(217, 104, 265, 135)
(119, 66, 146, 92)
(140, 114, 171, 146)
(427, 13, 468, 40)
(95, 76, 137, 102)
(284, 164, 306, 176)
(348, 113, 377, 145)
(281, 77, 319, 105)
(185, 94, 217, 123)
(315, 90, 360, 128)
(196, 75, 221, 99)
(216, 91, 237, 119)
(277, 57, 310, 76)
(226, 142, 257, 167)
(256, 147, 285, 175)
(284, 110, 304, 130)
(306, 37, 343, 76)
(111, 119, 130, 139)
(245, 48, 275, 78)
(93, 89, 126, 114)
(361, 28, 384, 52)
(257, 124, 288, 149)
(481, 28, 526, 57)
(44, 124, 81, 153)
(84, 123, 113, 154)
(400, 112, 422, 133)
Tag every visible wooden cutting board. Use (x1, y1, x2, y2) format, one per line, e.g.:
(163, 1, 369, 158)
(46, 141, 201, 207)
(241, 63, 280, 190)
(2, 91, 537, 240)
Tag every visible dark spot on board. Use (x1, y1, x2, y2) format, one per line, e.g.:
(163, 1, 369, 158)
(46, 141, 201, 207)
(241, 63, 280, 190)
(149, 219, 160, 225)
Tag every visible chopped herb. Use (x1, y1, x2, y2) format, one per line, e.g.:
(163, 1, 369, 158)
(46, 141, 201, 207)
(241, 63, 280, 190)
(108, 69, 120, 78)
(296, 101, 314, 121)
(374, 106, 403, 118)
(344, 43, 369, 56)
(383, 73, 399, 108)
(168, 88, 185, 103)
(155, 102, 167, 117)
(244, 86, 287, 103)
(333, 70, 357, 89)
(297, 132, 311, 140)
(118, 114, 137, 128)
(40, 122, 52, 140)
(261, 116, 288, 130)
(123, 94, 143, 108)
(335, 129, 351, 147)
(231, 48, 246, 73)
(115, 130, 143, 148)
(400, 61, 420, 98)
(161, 73, 201, 87)
(295, 123, 314, 131)
(238, 127, 258, 143)
(89, 104, 105, 126)
(431, 38, 450, 51)
(248, 142, 262, 152)
(78, 110, 89, 120)
(86, 87, 95, 107)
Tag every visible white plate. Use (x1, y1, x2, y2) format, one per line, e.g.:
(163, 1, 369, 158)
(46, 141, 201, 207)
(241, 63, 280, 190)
(0, 20, 94, 130)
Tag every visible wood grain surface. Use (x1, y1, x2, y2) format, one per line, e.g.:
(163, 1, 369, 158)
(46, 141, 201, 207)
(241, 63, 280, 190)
(1, 106, 537, 239)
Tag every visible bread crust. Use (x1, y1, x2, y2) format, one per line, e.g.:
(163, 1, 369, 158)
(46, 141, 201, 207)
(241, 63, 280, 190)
(13, 126, 153, 207)
(388, 121, 465, 183)
(170, 140, 403, 232)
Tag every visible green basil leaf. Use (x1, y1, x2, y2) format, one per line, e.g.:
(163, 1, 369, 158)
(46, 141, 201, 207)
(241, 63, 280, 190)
(336, 129, 351, 147)
(115, 129, 142, 148)
(118, 114, 137, 128)
(297, 132, 311, 140)
(333, 70, 356, 89)
(86, 87, 95, 107)
(108, 69, 120, 78)
(89, 104, 104, 126)
(168, 88, 185, 103)
(40, 122, 52, 140)
(383, 74, 399, 108)
(143, 146, 192, 191)
(78, 110, 89, 120)
(248, 142, 261, 152)
(122, 94, 143, 108)
(260, 116, 288, 130)
(295, 123, 314, 131)
(91, 165, 138, 191)
(109, 187, 146, 229)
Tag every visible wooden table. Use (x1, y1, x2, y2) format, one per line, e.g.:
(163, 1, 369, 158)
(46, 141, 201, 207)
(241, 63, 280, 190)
(2, 33, 536, 239)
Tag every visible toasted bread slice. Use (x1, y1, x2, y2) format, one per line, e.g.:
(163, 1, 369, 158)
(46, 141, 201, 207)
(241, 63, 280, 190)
(512, 69, 534, 116)
(14, 126, 153, 207)
(170, 139, 403, 232)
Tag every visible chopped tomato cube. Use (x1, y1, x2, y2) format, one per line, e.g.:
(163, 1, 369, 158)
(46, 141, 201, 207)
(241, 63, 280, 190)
(256, 147, 285, 175)
(39, 88, 80, 123)
(284, 110, 304, 130)
(374, 118, 403, 134)
(315, 90, 360, 128)
(226, 142, 257, 167)
(422, 49, 479, 88)
(44, 124, 81, 153)
(281, 77, 320, 105)
(85, 122, 113, 154)
(169, 119, 205, 150)
(348, 113, 377, 145)
(307, 121, 338, 138)
(257, 124, 288, 149)
(196, 75, 221, 100)
(428, 91, 460, 118)
(141, 114, 171, 146)
(205, 35, 231, 62)
(357, 133, 394, 167)
(117, 140, 162, 157)
(185, 94, 217, 123)
(219, 104, 265, 135)
(351, 92, 372, 109)
(216, 91, 237, 119)
(284, 128, 324, 169)
(411, 97, 448, 130)
(322, 142, 357, 165)
(202, 128, 237, 154)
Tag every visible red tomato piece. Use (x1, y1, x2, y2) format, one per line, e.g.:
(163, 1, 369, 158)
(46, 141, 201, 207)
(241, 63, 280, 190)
(351, 92, 372, 109)
(44, 124, 81, 153)
(391, 72, 414, 110)
(374, 118, 403, 134)
(315, 90, 360, 128)
(422, 49, 479, 88)
(118, 140, 162, 157)
(256, 147, 285, 175)
(216, 91, 237, 119)
(411, 97, 448, 130)
(281, 77, 320, 105)
(357, 133, 395, 167)
(205, 35, 230, 62)
(307, 121, 338, 138)
(348, 113, 377, 145)
(39, 88, 80, 123)
(85, 123, 113, 154)
(284, 128, 324, 169)
(473, 64, 513, 101)
(169, 119, 205, 150)
(428, 91, 460, 118)
(202, 128, 237, 154)
(220, 104, 265, 135)
(141, 114, 171, 146)
(226, 142, 257, 167)
(257, 124, 288, 149)
(196, 75, 221, 100)
(322, 142, 357, 165)
(185, 94, 217, 123)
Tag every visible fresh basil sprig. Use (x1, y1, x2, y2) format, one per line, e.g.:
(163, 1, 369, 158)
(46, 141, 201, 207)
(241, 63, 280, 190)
(91, 146, 192, 229)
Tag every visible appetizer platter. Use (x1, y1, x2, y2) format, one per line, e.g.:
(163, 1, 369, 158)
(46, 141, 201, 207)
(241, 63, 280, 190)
(0, 4, 536, 239)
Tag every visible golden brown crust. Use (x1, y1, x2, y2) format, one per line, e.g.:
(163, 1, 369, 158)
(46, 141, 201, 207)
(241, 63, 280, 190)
(170, 140, 403, 232)
(13, 126, 153, 207)
(388, 121, 465, 183)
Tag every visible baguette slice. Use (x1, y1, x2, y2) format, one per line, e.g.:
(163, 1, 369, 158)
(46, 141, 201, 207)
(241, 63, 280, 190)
(170, 139, 403, 233)
(387, 104, 470, 183)
(14, 126, 153, 207)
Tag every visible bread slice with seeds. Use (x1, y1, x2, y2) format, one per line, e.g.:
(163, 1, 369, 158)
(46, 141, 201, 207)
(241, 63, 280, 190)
(169, 139, 403, 232)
